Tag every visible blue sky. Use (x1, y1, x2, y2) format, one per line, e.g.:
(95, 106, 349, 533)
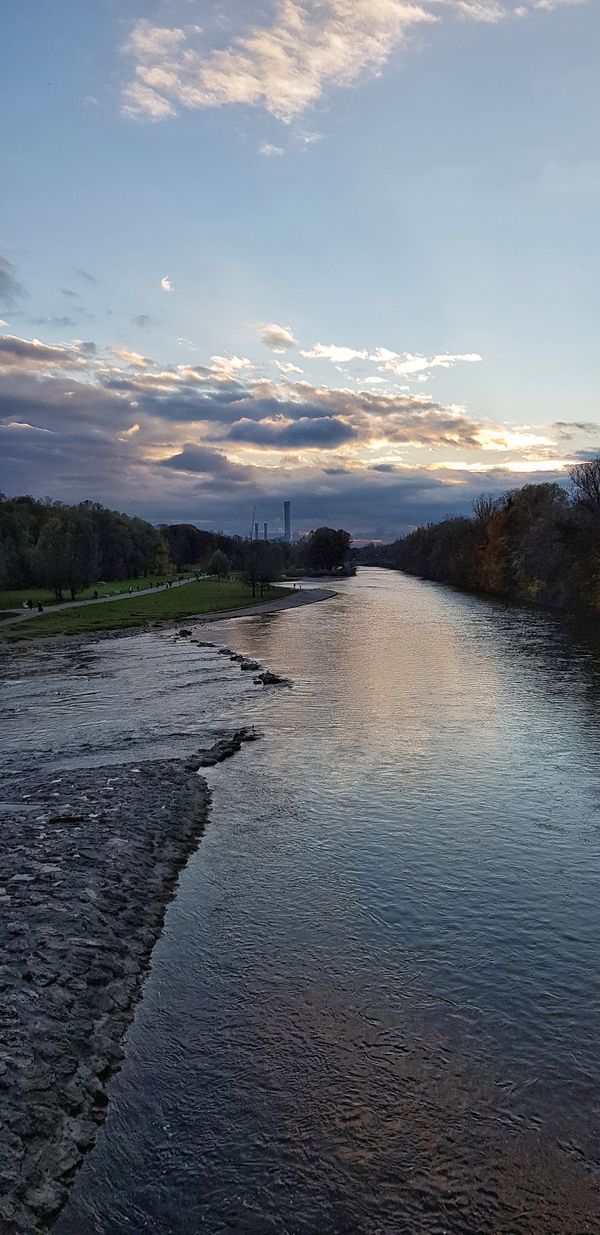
(1, 0, 598, 539)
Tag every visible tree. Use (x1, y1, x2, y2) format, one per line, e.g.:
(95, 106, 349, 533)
(303, 527, 352, 573)
(570, 458, 600, 516)
(207, 549, 231, 580)
(472, 494, 498, 522)
(34, 515, 70, 600)
(241, 540, 282, 597)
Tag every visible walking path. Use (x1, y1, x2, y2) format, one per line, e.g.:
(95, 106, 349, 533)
(0, 578, 196, 627)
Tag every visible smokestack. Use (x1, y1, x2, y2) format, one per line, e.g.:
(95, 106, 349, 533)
(263, 523, 268, 541)
(254, 522, 259, 541)
(283, 500, 291, 543)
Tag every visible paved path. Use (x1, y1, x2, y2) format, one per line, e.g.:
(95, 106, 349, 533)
(0, 578, 196, 627)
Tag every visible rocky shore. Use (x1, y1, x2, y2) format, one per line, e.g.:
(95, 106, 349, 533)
(0, 759, 213, 1233)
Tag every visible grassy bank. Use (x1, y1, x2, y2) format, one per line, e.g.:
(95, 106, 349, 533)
(0, 574, 194, 611)
(3, 580, 292, 641)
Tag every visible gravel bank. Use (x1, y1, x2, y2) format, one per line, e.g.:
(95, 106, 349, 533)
(0, 761, 210, 1234)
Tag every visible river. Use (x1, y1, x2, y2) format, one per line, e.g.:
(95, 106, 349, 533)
(4, 568, 600, 1232)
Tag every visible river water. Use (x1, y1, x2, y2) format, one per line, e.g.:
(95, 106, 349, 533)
(3, 569, 600, 1232)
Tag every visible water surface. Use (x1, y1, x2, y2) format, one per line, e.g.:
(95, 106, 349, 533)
(3, 570, 600, 1232)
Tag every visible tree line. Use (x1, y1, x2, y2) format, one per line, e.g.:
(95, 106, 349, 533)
(0, 496, 170, 600)
(161, 522, 352, 584)
(1, 494, 352, 601)
(359, 459, 600, 613)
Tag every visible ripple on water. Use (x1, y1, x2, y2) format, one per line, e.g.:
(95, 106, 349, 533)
(2, 571, 600, 1232)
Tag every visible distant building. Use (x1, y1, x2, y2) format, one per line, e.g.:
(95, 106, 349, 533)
(283, 500, 291, 543)
(254, 522, 259, 541)
(263, 522, 268, 541)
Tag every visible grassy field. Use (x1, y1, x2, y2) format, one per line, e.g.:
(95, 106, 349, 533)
(0, 574, 194, 611)
(3, 580, 292, 641)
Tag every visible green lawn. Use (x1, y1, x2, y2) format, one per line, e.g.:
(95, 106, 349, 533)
(3, 580, 292, 640)
(0, 574, 194, 611)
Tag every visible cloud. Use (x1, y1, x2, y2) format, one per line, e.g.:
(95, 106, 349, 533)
(301, 342, 368, 363)
(0, 335, 87, 373)
(210, 354, 254, 377)
(260, 142, 284, 156)
(371, 349, 483, 376)
(301, 341, 483, 376)
(275, 360, 304, 374)
(159, 443, 253, 481)
(28, 316, 79, 329)
(454, 0, 505, 18)
(73, 267, 100, 285)
(161, 275, 174, 292)
(121, 2, 438, 123)
(553, 420, 600, 440)
(259, 322, 298, 351)
(0, 256, 26, 309)
(110, 347, 154, 368)
(0, 420, 53, 435)
(1, 328, 587, 539)
(228, 414, 358, 448)
(60, 288, 80, 299)
(132, 313, 157, 328)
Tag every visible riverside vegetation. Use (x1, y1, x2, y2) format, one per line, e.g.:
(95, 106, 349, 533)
(0, 496, 350, 637)
(361, 459, 600, 614)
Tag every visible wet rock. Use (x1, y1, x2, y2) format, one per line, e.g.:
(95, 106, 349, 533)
(177, 629, 192, 637)
(48, 815, 85, 826)
(196, 727, 260, 767)
(240, 659, 260, 671)
(253, 670, 290, 686)
(0, 759, 210, 1233)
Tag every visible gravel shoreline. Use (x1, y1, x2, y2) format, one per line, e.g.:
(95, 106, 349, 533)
(0, 592, 334, 1230)
(0, 760, 211, 1234)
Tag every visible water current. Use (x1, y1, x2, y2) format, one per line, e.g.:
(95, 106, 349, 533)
(2, 569, 600, 1233)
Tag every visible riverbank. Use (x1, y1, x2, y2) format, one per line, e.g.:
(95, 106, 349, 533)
(0, 580, 296, 641)
(0, 585, 336, 647)
(0, 593, 335, 1232)
(0, 759, 212, 1234)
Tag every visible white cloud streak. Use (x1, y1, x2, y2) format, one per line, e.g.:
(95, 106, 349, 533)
(121, 2, 438, 123)
(120, 1, 574, 124)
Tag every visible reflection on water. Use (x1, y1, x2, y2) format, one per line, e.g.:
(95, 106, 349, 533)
(3, 570, 600, 1232)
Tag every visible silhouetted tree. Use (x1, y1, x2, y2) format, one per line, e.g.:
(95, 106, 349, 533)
(207, 549, 231, 580)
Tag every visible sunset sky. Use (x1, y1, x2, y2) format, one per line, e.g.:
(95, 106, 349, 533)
(1, 0, 598, 540)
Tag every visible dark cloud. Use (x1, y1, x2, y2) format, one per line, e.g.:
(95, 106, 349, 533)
(0, 335, 86, 372)
(0, 329, 572, 539)
(73, 267, 99, 285)
(158, 444, 253, 482)
(554, 421, 600, 440)
(228, 415, 357, 448)
(60, 288, 80, 299)
(0, 256, 26, 309)
(132, 314, 158, 328)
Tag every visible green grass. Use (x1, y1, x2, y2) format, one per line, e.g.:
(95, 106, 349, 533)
(0, 574, 194, 611)
(3, 580, 292, 641)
